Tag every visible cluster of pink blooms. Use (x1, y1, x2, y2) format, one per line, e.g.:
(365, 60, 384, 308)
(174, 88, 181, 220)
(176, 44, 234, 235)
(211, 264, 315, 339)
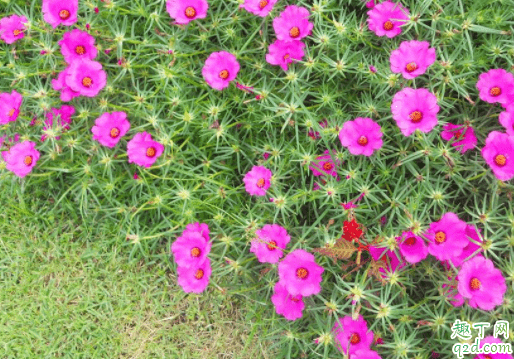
(333, 315, 379, 357)
(171, 223, 213, 293)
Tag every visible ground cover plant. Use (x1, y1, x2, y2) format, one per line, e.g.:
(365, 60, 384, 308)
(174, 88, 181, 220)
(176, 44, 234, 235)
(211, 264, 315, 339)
(1, 0, 514, 358)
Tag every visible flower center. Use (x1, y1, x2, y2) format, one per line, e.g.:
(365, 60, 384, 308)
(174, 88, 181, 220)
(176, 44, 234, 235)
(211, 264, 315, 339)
(404, 237, 416, 246)
(405, 62, 418, 73)
(75, 45, 86, 55)
(59, 9, 71, 20)
(82, 77, 93, 88)
(289, 295, 301, 302)
(195, 269, 204, 279)
(494, 154, 506, 167)
(350, 333, 361, 344)
(258, 0, 268, 9)
(146, 147, 156, 157)
(283, 54, 290, 60)
(190, 247, 201, 258)
(289, 26, 300, 38)
(219, 69, 229, 79)
(323, 162, 334, 171)
(296, 267, 309, 279)
(409, 111, 423, 123)
(23, 156, 33, 166)
(357, 136, 368, 146)
(383, 20, 394, 30)
(267, 240, 277, 251)
(256, 178, 265, 188)
(489, 86, 501, 97)
(7, 108, 15, 117)
(454, 130, 462, 139)
(484, 356, 492, 359)
(435, 231, 446, 243)
(185, 6, 196, 18)
(110, 127, 120, 138)
(13, 29, 23, 36)
(470, 277, 481, 291)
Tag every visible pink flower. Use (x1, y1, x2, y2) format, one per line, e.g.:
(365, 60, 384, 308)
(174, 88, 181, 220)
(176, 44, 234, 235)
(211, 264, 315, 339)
(58, 29, 98, 64)
(339, 117, 383, 156)
(177, 258, 212, 293)
(476, 69, 514, 105)
(475, 336, 513, 359)
(369, 246, 405, 275)
(42, 0, 79, 28)
(390, 40, 436, 79)
(457, 256, 507, 311)
(51, 67, 81, 102)
(202, 51, 240, 91)
(270, 282, 304, 321)
(309, 150, 340, 178)
(369, 65, 377, 73)
(0, 14, 28, 44)
(184, 222, 210, 242)
(1, 141, 40, 178)
(65, 60, 107, 98)
(440, 124, 477, 153)
(240, 0, 278, 17)
(351, 349, 382, 359)
(397, 231, 428, 264)
(166, 0, 209, 25)
(277, 249, 324, 297)
(332, 315, 374, 355)
(91, 112, 131, 148)
(499, 105, 514, 136)
(272, 5, 313, 42)
(425, 212, 468, 261)
(447, 225, 483, 268)
(243, 165, 272, 196)
(250, 224, 291, 263)
(0, 90, 22, 125)
(127, 132, 165, 168)
(172, 230, 212, 268)
(266, 39, 305, 71)
(481, 131, 514, 181)
(367, 0, 409, 38)
(42, 105, 76, 141)
(365, 0, 376, 8)
(391, 88, 440, 136)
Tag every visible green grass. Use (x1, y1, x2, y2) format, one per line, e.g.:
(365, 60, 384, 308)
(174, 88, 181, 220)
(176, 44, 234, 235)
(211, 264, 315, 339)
(0, 193, 275, 359)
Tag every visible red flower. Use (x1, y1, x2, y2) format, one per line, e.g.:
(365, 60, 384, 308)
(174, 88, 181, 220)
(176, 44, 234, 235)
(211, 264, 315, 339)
(342, 218, 363, 242)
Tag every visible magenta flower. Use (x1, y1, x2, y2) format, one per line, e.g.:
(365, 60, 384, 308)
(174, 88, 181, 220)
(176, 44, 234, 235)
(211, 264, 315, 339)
(309, 150, 340, 178)
(266, 39, 305, 71)
(58, 29, 98, 64)
(352, 349, 382, 359)
(91, 112, 131, 148)
(391, 88, 440, 136)
(475, 336, 513, 359)
(0, 14, 28, 44)
(277, 249, 324, 297)
(270, 282, 304, 321)
(476, 69, 514, 105)
(272, 5, 313, 42)
(202, 51, 240, 91)
(332, 315, 374, 355)
(177, 258, 212, 293)
(481, 131, 514, 181)
(425, 212, 468, 261)
(447, 225, 483, 268)
(127, 132, 164, 168)
(172, 230, 212, 268)
(42, 0, 78, 28)
(367, 0, 409, 38)
(42, 105, 76, 141)
(369, 246, 405, 275)
(390, 40, 436, 79)
(240, 0, 278, 17)
(51, 68, 81, 102)
(65, 60, 107, 98)
(1, 141, 40, 178)
(0, 90, 22, 125)
(184, 222, 210, 242)
(441, 124, 477, 154)
(250, 224, 290, 263)
(499, 105, 514, 136)
(339, 117, 383, 156)
(457, 256, 507, 311)
(243, 165, 272, 196)
(166, 0, 208, 25)
(365, 0, 376, 8)
(397, 231, 428, 264)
